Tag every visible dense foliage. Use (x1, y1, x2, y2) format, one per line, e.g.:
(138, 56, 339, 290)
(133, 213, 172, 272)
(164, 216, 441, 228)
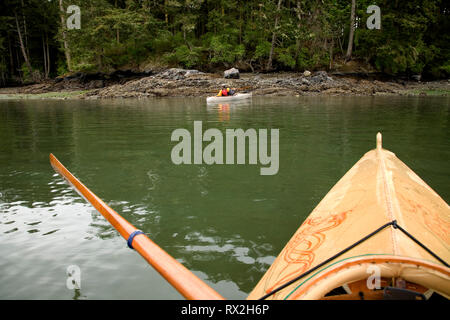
(1, 0, 449, 85)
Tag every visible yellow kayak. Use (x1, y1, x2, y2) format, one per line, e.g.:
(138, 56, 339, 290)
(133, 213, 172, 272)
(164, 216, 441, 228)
(248, 133, 450, 300)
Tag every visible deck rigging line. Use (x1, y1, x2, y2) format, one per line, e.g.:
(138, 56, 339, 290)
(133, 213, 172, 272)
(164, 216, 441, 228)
(259, 220, 449, 300)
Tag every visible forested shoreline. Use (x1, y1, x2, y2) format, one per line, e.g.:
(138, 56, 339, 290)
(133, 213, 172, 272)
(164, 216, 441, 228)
(1, 0, 449, 87)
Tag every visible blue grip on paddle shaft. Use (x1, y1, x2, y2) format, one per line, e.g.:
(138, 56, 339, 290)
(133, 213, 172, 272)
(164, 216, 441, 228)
(127, 230, 144, 249)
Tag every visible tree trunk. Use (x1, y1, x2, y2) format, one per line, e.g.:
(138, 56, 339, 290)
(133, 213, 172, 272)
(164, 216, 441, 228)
(345, 0, 356, 61)
(0, 54, 4, 85)
(15, 12, 33, 74)
(266, 0, 283, 71)
(164, 0, 169, 25)
(329, 38, 334, 70)
(16, 47, 23, 82)
(59, 0, 72, 72)
(294, 0, 302, 62)
(8, 34, 14, 76)
(239, 7, 242, 44)
(46, 33, 50, 78)
(98, 46, 106, 72)
(338, 35, 344, 54)
(43, 35, 48, 78)
(20, 0, 31, 64)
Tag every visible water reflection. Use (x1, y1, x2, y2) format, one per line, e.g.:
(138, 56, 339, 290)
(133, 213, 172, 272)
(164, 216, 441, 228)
(217, 104, 230, 122)
(206, 99, 254, 122)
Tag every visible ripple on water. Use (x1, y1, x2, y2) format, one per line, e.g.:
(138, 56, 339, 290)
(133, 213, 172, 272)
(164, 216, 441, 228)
(31, 202, 46, 208)
(4, 227, 18, 234)
(1, 96, 448, 299)
(42, 229, 59, 236)
(179, 230, 274, 273)
(26, 221, 42, 226)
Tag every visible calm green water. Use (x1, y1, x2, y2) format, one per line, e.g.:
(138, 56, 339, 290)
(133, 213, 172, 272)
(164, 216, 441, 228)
(0, 96, 449, 299)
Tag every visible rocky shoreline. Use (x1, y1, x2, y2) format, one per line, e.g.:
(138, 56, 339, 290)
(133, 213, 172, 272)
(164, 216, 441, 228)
(0, 68, 449, 99)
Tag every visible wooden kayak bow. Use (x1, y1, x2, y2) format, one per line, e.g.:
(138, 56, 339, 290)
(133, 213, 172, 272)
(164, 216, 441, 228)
(247, 133, 450, 300)
(50, 154, 224, 300)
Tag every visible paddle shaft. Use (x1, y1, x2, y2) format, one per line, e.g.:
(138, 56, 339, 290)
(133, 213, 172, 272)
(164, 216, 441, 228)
(50, 154, 224, 300)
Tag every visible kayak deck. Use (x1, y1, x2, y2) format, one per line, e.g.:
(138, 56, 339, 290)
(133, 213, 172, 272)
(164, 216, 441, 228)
(248, 133, 450, 300)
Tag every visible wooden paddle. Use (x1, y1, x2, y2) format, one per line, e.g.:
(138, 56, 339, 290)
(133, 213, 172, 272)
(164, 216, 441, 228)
(50, 154, 224, 300)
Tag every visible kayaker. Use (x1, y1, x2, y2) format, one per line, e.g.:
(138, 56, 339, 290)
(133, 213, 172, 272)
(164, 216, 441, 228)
(216, 88, 236, 97)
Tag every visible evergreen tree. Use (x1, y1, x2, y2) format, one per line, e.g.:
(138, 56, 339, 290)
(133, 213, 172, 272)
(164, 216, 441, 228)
(0, 0, 448, 85)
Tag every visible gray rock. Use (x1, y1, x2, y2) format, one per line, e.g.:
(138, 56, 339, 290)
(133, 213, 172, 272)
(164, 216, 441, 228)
(411, 75, 421, 82)
(303, 70, 311, 77)
(87, 80, 104, 89)
(185, 69, 202, 77)
(224, 68, 240, 79)
(301, 78, 310, 85)
(158, 68, 202, 80)
(310, 71, 330, 84)
(309, 76, 321, 84)
(158, 68, 183, 79)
